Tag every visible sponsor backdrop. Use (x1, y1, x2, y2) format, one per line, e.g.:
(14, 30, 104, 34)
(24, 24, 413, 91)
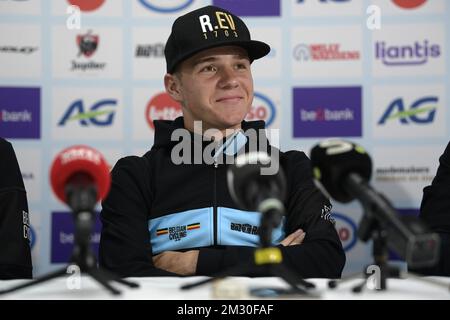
(0, 0, 449, 277)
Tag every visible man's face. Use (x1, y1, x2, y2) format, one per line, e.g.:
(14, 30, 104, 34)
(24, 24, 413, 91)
(166, 46, 254, 133)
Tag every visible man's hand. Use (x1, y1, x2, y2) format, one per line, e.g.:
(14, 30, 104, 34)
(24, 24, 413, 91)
(280, 229, 306, 246)
(152, 250, 199, 276)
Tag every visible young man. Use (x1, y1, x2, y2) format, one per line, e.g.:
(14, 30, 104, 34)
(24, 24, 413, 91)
(0, 138, 32, 279)
(99, 5, 345, 278)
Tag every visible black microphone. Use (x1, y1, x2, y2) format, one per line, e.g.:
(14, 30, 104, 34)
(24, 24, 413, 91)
(310, 139, 440, 268)
(227, 151, 286, 247)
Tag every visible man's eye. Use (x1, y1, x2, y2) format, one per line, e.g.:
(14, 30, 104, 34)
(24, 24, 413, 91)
(236, 63, 248, 70)
(201, 65, 216, 72)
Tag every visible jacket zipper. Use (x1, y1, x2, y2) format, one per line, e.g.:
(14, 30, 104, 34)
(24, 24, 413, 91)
(213, 159, 218, 245)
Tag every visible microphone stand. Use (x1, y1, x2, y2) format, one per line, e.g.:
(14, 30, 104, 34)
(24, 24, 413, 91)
(328, 202, 449, 293)
(0, 185, 139, 296)
(180, 208, 316, 296)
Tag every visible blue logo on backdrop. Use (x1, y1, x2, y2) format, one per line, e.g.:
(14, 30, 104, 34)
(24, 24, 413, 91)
(138, 0, 194, 13)
(293, 87, 362, 138)
(378, 96, 438, 125)
(375, 40, 441, 66)
(51, 212, 102, 263)
(297, 0, 351, 2)
(246, 92, 276, 127)
(29, 225, 36, 250)
(213, 0, 280, 17)
(0, 87, 41, 139)
(58, 99, 117, 126)
(333, 212, 357, 252)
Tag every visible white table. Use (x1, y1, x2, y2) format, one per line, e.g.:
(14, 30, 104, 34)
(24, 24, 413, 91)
(1, 276, 449, 300)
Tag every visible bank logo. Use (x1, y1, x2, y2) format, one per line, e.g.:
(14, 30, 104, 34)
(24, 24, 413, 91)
(375, 40, 441, 66)
(138, 0, 194, 13)
(245, 92, 276, 127)
(213, 0, 280, 17)
(68, 0, 105, 12)
(0, 87, 40, 139)
(293, 87, 362, 138)
(333, 212, 358, 252)
(392, 0, 427, 9)
(293, 43, 360, 62)
(156, 223, 200, 241)
(145, 92, 182, 131)
(51, 211, 101, 263)
(58, 99, 117, 126)
(378, 96, 438, 125)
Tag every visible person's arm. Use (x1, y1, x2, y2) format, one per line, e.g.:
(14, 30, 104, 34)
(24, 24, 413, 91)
(420, 141, 450, 232)
(0, 139, 32, 279)
(194, 151, 345, 278)
(99, 156, 176, 277)
(415, 141, 450, 276)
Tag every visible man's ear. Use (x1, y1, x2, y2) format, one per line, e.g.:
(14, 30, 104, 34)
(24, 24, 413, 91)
(164, 73, 182, 102)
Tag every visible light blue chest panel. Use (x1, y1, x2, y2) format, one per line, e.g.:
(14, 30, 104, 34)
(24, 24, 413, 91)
(149, 207, 286, 255)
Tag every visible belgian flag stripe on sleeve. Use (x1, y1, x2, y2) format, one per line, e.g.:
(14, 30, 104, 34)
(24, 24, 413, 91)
(187, 222, 200, 230)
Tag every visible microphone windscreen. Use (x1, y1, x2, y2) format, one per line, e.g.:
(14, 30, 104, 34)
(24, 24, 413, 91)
(50, 145, 111, 204)
(310, 139, 372, 203)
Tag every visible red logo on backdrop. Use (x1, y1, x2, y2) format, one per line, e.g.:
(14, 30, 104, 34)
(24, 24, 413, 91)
(77, 30, 99, 57)
(391, 0, 427, 9)
(146, 93, 183, 130)
(68, 0, 105, 11)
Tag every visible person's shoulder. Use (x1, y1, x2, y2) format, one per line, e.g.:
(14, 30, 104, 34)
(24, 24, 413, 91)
(280, 149, 310, 163)
(111, 154, 149, 175)
(0, 137, 14, 157)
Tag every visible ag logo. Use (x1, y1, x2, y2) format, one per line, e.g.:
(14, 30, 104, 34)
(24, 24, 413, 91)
(378, 96, 438, 125)
(138, 0, 194, 13)
(332, 212, 357, 252)
(245, 92, 276, 127)
(58, 99, 117, 126)
(77, 30, 98, 58)
(392, 0, 427, 9)
(145, 92, 182, 130)
(68, 0, 105, 12)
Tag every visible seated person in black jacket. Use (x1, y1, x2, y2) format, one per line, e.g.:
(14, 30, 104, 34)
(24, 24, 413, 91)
(0, 138, 32, 279)
(415, 141, 450, 276)
(99, 5, 345, 278)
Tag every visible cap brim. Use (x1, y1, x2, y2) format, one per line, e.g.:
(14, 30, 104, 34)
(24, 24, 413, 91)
(168, 40, 271, 73)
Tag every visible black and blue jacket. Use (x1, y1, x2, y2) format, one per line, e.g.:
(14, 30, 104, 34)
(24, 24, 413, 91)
(99, 117, 345, 278)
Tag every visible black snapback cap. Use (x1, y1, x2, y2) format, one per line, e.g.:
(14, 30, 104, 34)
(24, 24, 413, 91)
(164, 5, 271, 73)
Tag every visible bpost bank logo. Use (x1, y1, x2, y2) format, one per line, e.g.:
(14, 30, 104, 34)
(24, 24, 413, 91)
(245, 92, 276, 127)
(145, 92, 182, 131)
(392, 0, 427, 9)
(51, 212, 102, 263)
(156, 223, 200, 241)
(0, 87, 40, 139)
(138, 0, 194, 13)
(58, 99, 117, 127)
(375, 40, 441, 67)
(296, 0, 351, 3)
(293, 87, 362, 138)
(68, 0, 105, 12)
(294, 43, 360, 62)
(332, 212, 357, 252)
(378, 96, 438, 125)
(213, 0, 280, 17)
